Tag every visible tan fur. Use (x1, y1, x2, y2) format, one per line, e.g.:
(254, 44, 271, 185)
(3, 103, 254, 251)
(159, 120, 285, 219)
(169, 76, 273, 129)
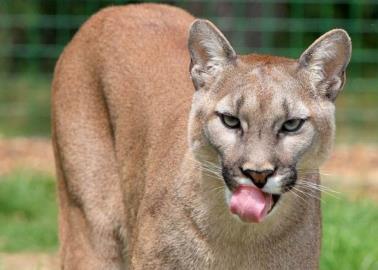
(52, 4, 351, 269)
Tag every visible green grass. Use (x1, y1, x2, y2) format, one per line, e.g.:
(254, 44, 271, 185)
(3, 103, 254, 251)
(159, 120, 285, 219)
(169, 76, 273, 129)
(321, 196, 378, 270)
(0, 170, 377, 270)
(0, 171, 58, 252)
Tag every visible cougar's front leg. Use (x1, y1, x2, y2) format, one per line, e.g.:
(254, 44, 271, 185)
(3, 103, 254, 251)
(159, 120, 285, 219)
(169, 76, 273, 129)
(52, 60, 126, 269)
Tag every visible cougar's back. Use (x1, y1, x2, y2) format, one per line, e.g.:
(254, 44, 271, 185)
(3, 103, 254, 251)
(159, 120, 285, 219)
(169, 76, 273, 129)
(52, 4, 194, 269)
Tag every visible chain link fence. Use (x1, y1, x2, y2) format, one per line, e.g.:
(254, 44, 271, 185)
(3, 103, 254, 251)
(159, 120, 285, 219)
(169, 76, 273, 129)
(0, 1, 377, 82)
(0, 0, 377, 139)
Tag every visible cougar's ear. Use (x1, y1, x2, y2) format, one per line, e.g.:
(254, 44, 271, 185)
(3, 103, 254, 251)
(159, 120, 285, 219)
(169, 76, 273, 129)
(299, 29, 352, 101)
(188, 19, 236, 90)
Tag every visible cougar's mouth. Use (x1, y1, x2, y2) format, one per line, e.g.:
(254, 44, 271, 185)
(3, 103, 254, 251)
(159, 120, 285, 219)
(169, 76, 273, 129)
(266, 174, 297, 214)
(229, 184, 281, 223)
(222, 166, 295, 223)
(270, 194, 281, 213)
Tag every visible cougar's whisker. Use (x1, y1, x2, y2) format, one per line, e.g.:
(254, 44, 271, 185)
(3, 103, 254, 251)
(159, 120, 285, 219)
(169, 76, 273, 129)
(289, 189, 311, 208)
(292, 186, 323, 203)
(298, 180, 340, 194)
(296, 183, 340, 199)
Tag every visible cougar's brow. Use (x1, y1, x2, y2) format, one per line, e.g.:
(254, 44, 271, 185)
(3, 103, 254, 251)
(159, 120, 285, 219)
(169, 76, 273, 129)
(282, 99, 290, 120)
(235, 95, 245, 116)
(270, 98, 289, 131)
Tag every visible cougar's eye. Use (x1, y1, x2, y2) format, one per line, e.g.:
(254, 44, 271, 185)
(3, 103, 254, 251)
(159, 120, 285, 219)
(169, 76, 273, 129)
(219, 113, 240, 129)
(281, 119, 305, 133)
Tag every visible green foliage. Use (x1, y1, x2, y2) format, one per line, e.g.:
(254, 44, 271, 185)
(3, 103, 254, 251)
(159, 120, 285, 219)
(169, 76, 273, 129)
(0, 1, 377, 78)
(1, 75, 377, 144)
(335, 89, 378, 144)
(321, 196, 378, 270)
(0, 75, 51, 137)
(0, 171, 58, 252)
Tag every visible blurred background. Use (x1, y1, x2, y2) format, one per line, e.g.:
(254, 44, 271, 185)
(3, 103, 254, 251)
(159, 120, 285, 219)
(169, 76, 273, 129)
(0, 1, 377, 269)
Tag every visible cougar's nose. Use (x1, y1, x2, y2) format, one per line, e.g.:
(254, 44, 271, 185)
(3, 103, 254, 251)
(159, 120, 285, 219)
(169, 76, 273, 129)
(241, 168, 274, 189)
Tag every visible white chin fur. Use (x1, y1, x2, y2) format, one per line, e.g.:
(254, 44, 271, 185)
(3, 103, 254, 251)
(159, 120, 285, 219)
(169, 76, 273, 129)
(235, 177, 256, 187)
(233, 176, 283, 195)
(226, 176, 283, 196)
(262, 175, 283, 194)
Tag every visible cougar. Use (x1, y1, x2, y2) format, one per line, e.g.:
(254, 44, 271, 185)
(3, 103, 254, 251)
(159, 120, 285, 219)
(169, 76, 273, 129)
(52, 3, 351, 270)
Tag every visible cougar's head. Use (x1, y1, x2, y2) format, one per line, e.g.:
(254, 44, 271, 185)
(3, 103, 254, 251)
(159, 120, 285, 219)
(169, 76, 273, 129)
(187, 20, 351, 223)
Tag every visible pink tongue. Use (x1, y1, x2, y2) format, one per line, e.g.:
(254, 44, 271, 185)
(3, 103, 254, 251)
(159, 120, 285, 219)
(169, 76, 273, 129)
(230, 185, 273, 223)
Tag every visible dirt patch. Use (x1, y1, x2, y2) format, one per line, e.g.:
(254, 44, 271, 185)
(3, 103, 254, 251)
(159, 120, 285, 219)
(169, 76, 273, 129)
(0, 252, 58, 270)
(0, 137, 377, 199)
(323, 144, 378, 186)
(0, 138, 54, 176)
(321, 144, 378, 201)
